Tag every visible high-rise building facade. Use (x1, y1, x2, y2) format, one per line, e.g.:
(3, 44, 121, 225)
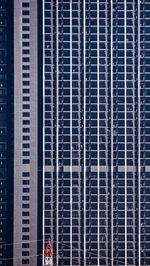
(42, 0, 150, 266)
(1, 0, 150, 266)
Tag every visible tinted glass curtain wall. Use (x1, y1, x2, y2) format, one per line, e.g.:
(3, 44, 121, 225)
(43, 1, 150, 266)
(0, 0, 10, 265)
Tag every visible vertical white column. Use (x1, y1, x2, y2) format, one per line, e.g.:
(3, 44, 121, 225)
(83, 1, 86, 265)
(124, 1, 127, 265)
(70, 1, 73, 265)
(132, 3, 136, 264)
(138, 0, 141, 265)
(56, 1, 59, 265)
(110, 1, 114, 265)
(14, 0, 38, 265)
(42, 0, 45, 264)
(97, 1, 100, 266)
(105, 2, 108, 264)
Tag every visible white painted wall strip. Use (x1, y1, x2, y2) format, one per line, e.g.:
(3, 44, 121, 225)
(132, 3, 136, 264)
(42, 0, 45, 264)
(83, 0, 86, 265)
(124, 1, 127, 265)
(70, 1, 73, 265)
(97, 1, 100, 266)
(110, 1, 114, 265)
(138, 0, 141, 265)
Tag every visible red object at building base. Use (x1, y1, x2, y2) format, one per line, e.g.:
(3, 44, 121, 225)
(45, 239, 53, 258)
(45, 239, 53, 265)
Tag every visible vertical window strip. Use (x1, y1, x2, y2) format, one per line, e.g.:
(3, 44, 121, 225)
(70, 1, 72, 265)
(83, 1, 86, 265)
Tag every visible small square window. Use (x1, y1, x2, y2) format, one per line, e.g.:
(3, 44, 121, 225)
(23, 96, 30, 101)
(22, 196, 30, 201)
(23, 151, 30, 156)
(23, 159, 30, 164)
(23, 104, 30, 109)
(23, 81, 30, 86)
(22, 136, 30, 141)
(22, 18, 29, 23)
(23, 188, 30, 193)
(22, 220, 29, 225)
(23, 112, 30, 117)
(23, 89, 30, 94)
(22, 10, 30, 16)
(22, 251, 29, 256)
(22, 259, 29, 264)
(22, 34, 29, 39)
(22, 212, 29, 217)
(22, 227, 29, 233)
(22, 243, 29, 248)
(23, 58, 30, 62)
(22, 235, 29, 240)
(23, 120, 30, 125)
(23, 42, 29, 47)
(23, 143, 30, 148)
(22, 203, 30, 208)
(22, 3, 30, 7)
(22, 26, 30, 31)
(22, 128, 30, 133)
(23, 172, 30, 177)
(22, 180, 30, 185)
(23, 50, 29, 55)
(23, 73, 30, 78)
(23, 65, 30, 70)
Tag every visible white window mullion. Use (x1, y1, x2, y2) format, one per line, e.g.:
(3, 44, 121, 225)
(138, 1, 141, 265)
(111, 1, 114, 265)
(70, 2, 73, 265)
(56, 1, 59, 265)
(105, 3, 108, 264)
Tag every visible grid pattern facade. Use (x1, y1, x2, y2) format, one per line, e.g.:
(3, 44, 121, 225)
(0, 1, 8, 265)
(42, 0, 150, 266)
